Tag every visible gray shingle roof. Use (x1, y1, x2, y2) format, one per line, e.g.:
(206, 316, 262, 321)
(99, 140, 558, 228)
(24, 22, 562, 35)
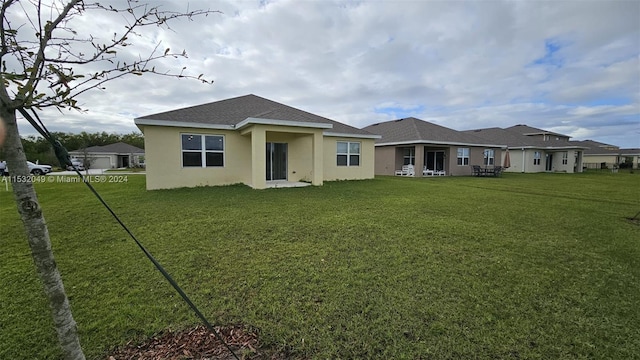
(136, 94, 373, 136)
(573, 139, 618, 149)
(572, 140, 619, 155)
(74, 142, 144, 154)
(505, 124, 570, 138)
(464, 127, 585, 149)
(363, 117, 501, 146)
(568, 140, 637, 155)
(621, 148, 640, 155)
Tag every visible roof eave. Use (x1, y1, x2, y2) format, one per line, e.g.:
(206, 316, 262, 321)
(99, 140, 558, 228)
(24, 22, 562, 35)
(324, 131, 381, 139)
(235, 117, 333, 130)
(542, 146, 588, 150)
(134, 118, 235, 130)
(375, 140, 506, 148)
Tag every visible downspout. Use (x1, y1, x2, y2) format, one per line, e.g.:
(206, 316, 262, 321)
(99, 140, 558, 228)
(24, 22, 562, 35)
(522, 148, 525, 173)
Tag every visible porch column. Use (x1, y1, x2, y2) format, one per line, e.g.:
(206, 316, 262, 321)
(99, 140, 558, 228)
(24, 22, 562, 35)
(576, 150, 584, 173)
(415, 145, 425, 176)
(251, 126, 267, 189)
(312, 131, 323, 186)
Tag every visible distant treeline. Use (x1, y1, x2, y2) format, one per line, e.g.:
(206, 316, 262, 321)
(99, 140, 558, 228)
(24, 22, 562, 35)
(0, 131, 144, 166)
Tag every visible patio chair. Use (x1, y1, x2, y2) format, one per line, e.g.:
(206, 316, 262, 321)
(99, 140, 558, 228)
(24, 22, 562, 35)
(395, 164, 414, 176)
(435, 169, 446, 176)
(406, 164, 415, 176)
(471, 165, 482, 176)
(423, 166, 434, 176)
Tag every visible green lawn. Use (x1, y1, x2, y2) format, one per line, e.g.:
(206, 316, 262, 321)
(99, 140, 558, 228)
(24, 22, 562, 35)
(1, 173, 639, 359)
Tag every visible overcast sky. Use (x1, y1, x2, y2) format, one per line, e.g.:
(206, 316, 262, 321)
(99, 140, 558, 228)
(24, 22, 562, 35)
(13, 0, 640, 148)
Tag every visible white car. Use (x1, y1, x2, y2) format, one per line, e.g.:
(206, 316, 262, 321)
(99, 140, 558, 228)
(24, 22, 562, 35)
(27, 161, 52, 175)
(66, 159, 85, 171)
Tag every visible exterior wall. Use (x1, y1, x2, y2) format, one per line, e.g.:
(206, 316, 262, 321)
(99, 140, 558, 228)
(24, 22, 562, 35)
(373, 146, 397, 175)
(142, 124, 373, 190)
(583, 154, 618, 166)
(546, 151, 578, 173)
(448, 146, 502, 176)
(374, 144, 500, 176)
(323, 137, 375, 181)
(525, 149, 545, 173)
(143, 125, 251, 190)
(503, 149, 539, 173)
(504, 149, 522, 173)
(503, 149, 583, 173)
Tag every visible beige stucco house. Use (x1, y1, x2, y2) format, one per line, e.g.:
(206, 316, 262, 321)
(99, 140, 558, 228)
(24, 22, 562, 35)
(363, 117, 504, 176)
(134, 94, 379, 190)
(574, 140, 640, 170)
(464, 125, 586, 173)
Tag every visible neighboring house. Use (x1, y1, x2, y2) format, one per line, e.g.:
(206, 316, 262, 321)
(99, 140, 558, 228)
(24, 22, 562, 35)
(134, 94, 379, 190)
(68, 142, 145, 169)
(573, 140, 620, 169)
(363, 117, 504, 176)
(574, 140, 640, 169)
(464, 125, 586, 173)
(620, 148, 640, 169)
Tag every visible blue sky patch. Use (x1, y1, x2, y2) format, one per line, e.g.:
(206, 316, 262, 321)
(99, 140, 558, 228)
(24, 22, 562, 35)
(375, 104, 425, 118)
(586, 97, 631, 106)
(532, 38, 565, 67)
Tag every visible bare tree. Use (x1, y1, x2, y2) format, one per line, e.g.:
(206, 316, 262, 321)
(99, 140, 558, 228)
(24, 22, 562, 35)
(0, 1, 216, 358)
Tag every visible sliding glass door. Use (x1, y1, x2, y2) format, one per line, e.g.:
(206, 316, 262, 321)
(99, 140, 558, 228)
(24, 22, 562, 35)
(266, 142, 288, 181)
(425, 150, 445, 171)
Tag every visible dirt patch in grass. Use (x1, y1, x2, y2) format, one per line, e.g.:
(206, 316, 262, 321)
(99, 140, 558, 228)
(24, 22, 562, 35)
(106, 325, 287, 360)
(626, 217, 640, 226)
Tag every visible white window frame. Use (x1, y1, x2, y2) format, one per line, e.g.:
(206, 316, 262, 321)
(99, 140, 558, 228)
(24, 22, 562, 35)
(457, 148, 469, 166)
(337, 141, 361, 167)
(534, 151, 541, 165)
(483, 149, 495, 166)
(403, 147, 415, 165)
(562, 152, 568, 165)
(181, 133, 225, 168)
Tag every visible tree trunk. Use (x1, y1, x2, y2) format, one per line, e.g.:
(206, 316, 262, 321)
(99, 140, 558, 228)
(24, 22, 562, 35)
(2, 106, 86, 360)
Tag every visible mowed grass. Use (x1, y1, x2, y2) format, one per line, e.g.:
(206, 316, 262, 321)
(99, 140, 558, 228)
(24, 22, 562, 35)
(0, 172, 639, 359)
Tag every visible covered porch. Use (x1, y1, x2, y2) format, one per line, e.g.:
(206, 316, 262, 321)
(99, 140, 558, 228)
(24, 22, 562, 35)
(238, 121, 327, 189)
(394, 145, 450, 176)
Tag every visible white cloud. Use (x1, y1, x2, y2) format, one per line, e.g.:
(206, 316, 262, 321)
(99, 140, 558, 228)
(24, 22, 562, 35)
(7, 0, 640, 148)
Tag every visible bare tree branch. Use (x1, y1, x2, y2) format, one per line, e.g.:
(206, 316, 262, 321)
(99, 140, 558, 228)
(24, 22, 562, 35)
(1, 0, 219, 112)
(0, 2, 220, 358)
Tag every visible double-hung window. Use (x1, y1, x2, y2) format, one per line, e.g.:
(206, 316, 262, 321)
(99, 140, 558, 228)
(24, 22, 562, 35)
(337, 141, 360, 166)
(533, 151, 541, 165)
(403, 147, 415, 165)
(457, 148, 469, 165)
(181, 134, 224, 167)
(483, 149, 495, 166)
(562, 152, 568, 165)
